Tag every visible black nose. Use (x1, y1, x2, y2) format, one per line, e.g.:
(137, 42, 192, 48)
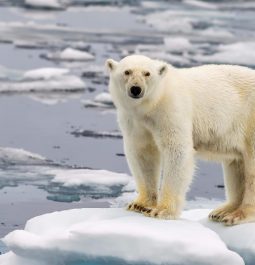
(130, 86, 142, 97)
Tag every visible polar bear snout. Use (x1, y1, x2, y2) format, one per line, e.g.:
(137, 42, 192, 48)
(129, 86, 143, 98)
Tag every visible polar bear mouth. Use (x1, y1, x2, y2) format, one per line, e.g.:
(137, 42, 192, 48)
(128, 86, 144, 99)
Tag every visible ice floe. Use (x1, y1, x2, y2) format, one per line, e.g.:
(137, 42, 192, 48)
(0, 75, 85, 93)
(43, 48, 95, 61)
(83, 92, 114, 108)
(49, 169, 131, 188)
(24, 0, 65, 10)
(144, 11, 196, 33)
(0, 208, 245, 265)
(23, 68, 70, 80)
(71, 129, 122, 139)
(0, 67, 85, 93)
(194, 42, 255, 66)
(0, 146, 134, 201)
(164, 37, 192, 52)
(183, 0, 218, 10)
(0, 147, 48, 166)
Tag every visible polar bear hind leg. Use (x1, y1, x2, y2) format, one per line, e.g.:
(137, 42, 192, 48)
(222, 159, 255, 225)
(209, 159, 244, 222)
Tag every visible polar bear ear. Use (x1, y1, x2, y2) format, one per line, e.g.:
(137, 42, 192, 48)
(105, 59, 118, 72)
(158, 63, 168, 76)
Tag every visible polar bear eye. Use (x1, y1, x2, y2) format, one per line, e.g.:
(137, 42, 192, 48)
(144, 72, 150, 77)
(124, 70, 130, 76)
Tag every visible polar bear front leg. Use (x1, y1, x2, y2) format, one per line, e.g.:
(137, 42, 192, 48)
(145, 141, 194, 219)
(124, 135, 161, 213)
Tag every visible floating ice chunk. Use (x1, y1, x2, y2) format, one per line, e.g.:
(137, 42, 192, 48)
(49, 169, 131, 187)
(184, 0, 217, 9)
(200, 28, 233, 39)
(44, 48, 94, 61)
(194, 42, 255, 66)
(164, 37, 192, 52)
(83, 92, 114, 108)
(0, 75, 85, 93)
(144, 11, 196, 33)
(71, 129, 122, 139)
(0, 147, 48, 166)
(94, 92, 112, 104)
(1, 208, 244, 265)
(24, 68, 70, 80)
(24, 0, 65, 9)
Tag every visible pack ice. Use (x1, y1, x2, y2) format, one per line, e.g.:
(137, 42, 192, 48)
(0, 208, 247, 265)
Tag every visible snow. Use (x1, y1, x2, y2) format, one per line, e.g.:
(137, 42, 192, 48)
(45, 48, 95, 61)
(194, 42, 255, 66)
(1, 208, 244, 265)
(24, 0, 64, 9)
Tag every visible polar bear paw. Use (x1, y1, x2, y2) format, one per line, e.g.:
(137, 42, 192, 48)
(127, 201, 149, 213)
(221, 206, 255, 226)
(143, 207, 177, 219)
(209, 203, 238, 222)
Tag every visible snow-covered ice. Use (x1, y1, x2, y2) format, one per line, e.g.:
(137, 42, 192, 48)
(0, 67, 85, 93)
(24, 0, 65, 9)
(183, 209, 255, 265)
(44, 48, 95, 61)
(144, 11, 196, 33)
(71, 129, 122, 139)
(0, 147, 48, 166)
(164, 37, 192, 52)
(93, 93, 113, 105)
(194, 42, 255, 66)
(0, 75, 85, 93)
(49, 169, 131, 187)
(0, 208, 244, 265)
(23, 68, 70, 80)
(83, 92, 114, 108)
(183, 0, 218, 10)
(0, 146, 134, 200)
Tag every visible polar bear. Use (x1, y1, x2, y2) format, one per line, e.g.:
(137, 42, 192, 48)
(106, 54, 255, 226)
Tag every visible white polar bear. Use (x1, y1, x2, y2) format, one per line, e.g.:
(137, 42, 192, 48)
(106, 54, 255, 226)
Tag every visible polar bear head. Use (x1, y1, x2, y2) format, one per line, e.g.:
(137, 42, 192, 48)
(106, 55, 168, 107)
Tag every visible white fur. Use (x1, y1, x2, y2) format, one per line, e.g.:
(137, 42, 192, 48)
(106, 55, 255, 225)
